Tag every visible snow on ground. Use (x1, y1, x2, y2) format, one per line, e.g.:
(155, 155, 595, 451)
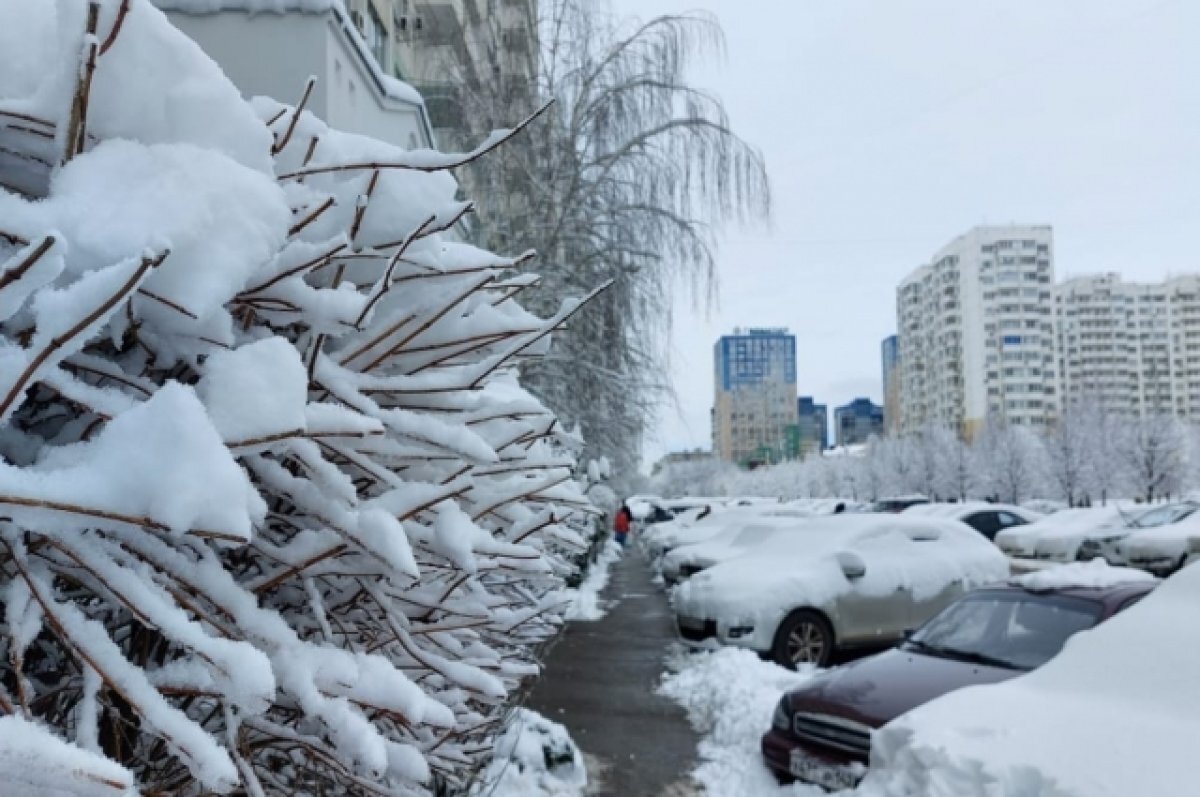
(563, 539, 622, 621)
(658, 646, 831, 797)
(475, 708, 587, 797)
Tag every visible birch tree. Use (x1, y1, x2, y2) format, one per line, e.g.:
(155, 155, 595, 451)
(459, 0, 771, 480)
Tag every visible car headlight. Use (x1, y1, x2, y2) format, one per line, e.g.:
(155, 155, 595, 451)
(772, 697, 790, 731)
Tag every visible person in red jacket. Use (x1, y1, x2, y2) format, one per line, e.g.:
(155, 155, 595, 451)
(613, 503, 633, 547)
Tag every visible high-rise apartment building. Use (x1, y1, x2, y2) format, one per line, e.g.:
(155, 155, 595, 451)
(392, 0, 539, 150)
(881, 334, 900, 432)
(797, 397, 829, 457)
(897, 225, 1056, 437)
(713, 329, 798, 464)
(834, 398, 884, 447)
(1056, 273, 1200, 418)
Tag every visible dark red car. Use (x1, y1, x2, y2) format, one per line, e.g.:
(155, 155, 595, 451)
(761, 579, 1155, 790)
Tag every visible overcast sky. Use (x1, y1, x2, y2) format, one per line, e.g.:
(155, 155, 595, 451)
(604, 0, 1200, 470)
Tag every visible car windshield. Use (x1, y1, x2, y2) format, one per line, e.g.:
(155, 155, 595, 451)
(1131, 504, 1198, 528)
(907, 592, 1102, 671)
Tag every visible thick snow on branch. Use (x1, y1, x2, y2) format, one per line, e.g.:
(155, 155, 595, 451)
(0, 1, 599, 794)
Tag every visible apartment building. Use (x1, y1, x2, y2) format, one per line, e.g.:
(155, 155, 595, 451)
(797, 396, 828, 458)
(1056, 273, 1200, 419)
(881, 334, 901, 432)
(391, 0, 539, 150)
(834, 398, 884, 446)
(897, 225, 1056, 437)
(713, 329, 799, 465)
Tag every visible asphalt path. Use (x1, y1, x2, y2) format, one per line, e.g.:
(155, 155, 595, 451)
(525, 548, 702, 796)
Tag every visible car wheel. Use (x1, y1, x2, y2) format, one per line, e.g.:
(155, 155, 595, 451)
(772, 610, 834, 669)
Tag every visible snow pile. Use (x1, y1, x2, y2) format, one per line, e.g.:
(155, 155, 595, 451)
(0, 2, 599, 793)
(658, 647, 827, 796)
(475, 708, 587, 797)
(563, 539, 622, 621)
(1010, 559, 1157, 590)
(860, 562, 1200, 797)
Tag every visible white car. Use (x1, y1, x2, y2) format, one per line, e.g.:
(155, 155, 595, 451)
(902, 502, 1039, 541)
(661, 518, 814, 584)
(672, 515, 1008, 668)
(860, 553, 1197, 797)
(995, 506, 1122, 561)
(1119, 510, 1200, 576)
(642, 505, 814, 559)
(1073, 502, 1200, 565)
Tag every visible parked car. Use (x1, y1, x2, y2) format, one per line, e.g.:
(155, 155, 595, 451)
(1074, 502, 1200, 565)
(1119, 510, 1200, 576)
(673, 515, 1008, 668)
(860, 562, 1193, 797)
(661, 518, 815, 585)
(642, 505, 813, 559)
(995, 506, 1123, 560)
(869, 495, 930, 513)
(762, 562, 1156, 789)
(902, 502, 1039, 541)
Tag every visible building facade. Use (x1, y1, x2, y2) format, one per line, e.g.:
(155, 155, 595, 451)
(881, 334, 900, 432)
(897, 225, 1057, 437)
(157, 1, 437, 152)
(834, 398, 884, 447)
(1056, 273, 1200, 419)
(712, 329, 798, 465)
(797, 396, 828, 458)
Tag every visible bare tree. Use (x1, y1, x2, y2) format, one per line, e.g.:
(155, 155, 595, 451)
(1120, 413, 1187, 503)
(459, 0, 771, 480)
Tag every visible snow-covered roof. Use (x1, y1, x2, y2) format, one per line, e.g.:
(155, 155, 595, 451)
(1010, 559, 1157, 591)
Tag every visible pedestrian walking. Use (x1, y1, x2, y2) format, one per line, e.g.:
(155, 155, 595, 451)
(613, 503, 633, 548)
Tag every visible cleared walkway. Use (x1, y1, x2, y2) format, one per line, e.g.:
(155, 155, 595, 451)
(525, 549, 701, 796)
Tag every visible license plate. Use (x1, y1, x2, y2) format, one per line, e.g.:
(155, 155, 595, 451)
(789, 749, 862, 791)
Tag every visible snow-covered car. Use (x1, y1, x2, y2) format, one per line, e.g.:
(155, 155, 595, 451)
(902, 502, 1039, 541)
(661, 518, 816, 585)
(1118, 511, 1200, 576)
(858, 556, 1200, 797)
(868, 495, 929, 513)
(1073, 502, 1200, 565)
(642, 505, 814, 559)
(673, 515, 1009, 668)
(761, 561, 1156, 790)
(995, 506, 1122, 560)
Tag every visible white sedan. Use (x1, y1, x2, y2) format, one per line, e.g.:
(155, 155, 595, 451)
(902, 502, 1039, 541)
(660, 517, 814, 584)
(672, 515, 1009, 668)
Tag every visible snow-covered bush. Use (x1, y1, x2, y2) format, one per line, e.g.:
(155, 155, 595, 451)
(0, 1, 598, 793)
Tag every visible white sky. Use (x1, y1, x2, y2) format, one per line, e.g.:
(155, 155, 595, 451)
(604, 0, 1200, 471)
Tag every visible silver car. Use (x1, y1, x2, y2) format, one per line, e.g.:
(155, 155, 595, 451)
(672, 515, 1010, 668)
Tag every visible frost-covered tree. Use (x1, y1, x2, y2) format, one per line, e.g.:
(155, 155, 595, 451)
(459, 0, 771, 482)
(0, 2, 599, 794)
(1120, 413, 1188, 503)
(975, 422, 1048, 505)
(1046, 399, 1109, 506)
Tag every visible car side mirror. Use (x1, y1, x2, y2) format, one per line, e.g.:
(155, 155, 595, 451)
(836, 551, 866, 580)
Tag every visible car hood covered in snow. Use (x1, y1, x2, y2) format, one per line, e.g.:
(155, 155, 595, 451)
(785, 647, 1017, 729)
(859, 562, 1200, 797)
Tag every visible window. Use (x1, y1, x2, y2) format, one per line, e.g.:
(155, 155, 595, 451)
(365, 3, 388, 68)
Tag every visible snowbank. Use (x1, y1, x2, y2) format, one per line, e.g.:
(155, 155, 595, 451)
(860, 562, 1200, 797)
(563, 540, 622, 621)
(475, 709, 587, 797)
(658, 647, 827, 797)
